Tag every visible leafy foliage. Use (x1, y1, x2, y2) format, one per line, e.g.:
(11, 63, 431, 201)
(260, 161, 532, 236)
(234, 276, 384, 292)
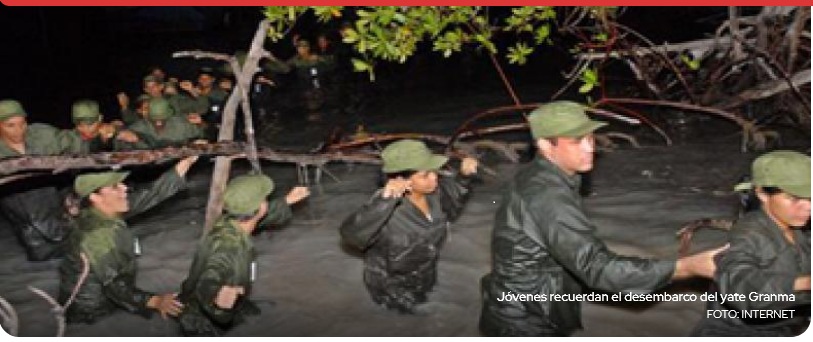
(263, 6, 564, 81)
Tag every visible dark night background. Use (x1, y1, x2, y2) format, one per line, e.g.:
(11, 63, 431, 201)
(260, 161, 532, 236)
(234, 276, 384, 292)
(0, 6, 743, 129)
(0, 6, 807, 337)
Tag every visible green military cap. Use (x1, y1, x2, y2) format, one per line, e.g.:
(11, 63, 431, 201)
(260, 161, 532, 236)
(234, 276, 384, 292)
(296, 39, 311, 48)
(198, 67, 215, 77)
(735, 150, 811, 198)
(224, 174, 275, 216)
(135, 94, 152, 104)
(148, 98, 174, 120)
(381, 139, 448, 174)
(74, 171, 130, 198)
(528, 101, 607, 139)
(143, 75, 164, 84)
(0, 99, 27, 121)
(71, 99, 101, 124)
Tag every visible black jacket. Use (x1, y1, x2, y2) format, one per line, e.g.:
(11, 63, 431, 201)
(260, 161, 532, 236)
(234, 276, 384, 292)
(339, 171, 471, 311)
(480, 156, 675, 336)
(692, 210, 810, 336)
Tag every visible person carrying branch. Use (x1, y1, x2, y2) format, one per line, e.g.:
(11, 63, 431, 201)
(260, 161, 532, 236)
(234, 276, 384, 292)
(339, 139, 478, 314)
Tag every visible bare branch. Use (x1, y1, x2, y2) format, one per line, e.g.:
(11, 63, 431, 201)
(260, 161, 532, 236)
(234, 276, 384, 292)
(0, 296, 18, 336)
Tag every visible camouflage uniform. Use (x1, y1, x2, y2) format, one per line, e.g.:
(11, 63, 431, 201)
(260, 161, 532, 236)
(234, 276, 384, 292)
(58, 168, 187, 323)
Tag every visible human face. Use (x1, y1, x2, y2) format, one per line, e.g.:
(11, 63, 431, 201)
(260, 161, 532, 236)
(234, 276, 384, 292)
(0, 116, 27, 144)
(143, 81, 164, 98)
(75, 121, 101, 139)
(91, 183, 130, 215)
(539, 134, 596, 175)
(198, 74, 214, 89)
(408, 170, 439, 195)
(758, 189, 811, 229)
(297, 45, 311, 58)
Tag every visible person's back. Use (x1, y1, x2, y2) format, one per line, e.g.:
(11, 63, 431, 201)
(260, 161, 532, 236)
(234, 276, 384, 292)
(179, 215, 255, 336)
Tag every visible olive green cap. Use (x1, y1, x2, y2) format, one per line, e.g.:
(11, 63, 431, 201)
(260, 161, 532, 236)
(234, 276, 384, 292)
(148, 98, 174, 120)
(74, 171, 130, 198)
(224, 174, 275, 216)
(71, 99, 101, 124)
(0, 99, 27, 121)
(735, 150, 811, 198)
(381, 139, 448, 174)
(528, 101, 607, 139)
(143, 75, 164, 84)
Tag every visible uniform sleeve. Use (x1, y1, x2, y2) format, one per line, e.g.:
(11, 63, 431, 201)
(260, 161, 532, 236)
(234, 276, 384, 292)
(125, 167, 186, 217)
(715, 229, 805, 310)
(26, 124, 63, 155)
(57, 129, 81, 155)
(88, 250, 154, 317)
(339, 190, 399, 250)
(258, 197, 292, 228)
(526, 190, 675, 293)
(121, 107, 140, 126)
(194, 242, 239, 325)
(437, 172, 473, 222)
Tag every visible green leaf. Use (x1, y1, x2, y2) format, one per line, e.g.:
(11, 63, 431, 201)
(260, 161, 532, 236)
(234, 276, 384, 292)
(582, 68, 598, 83)
(680, 54, 700, 70)
(578, 83, 594, 94)
(351, 58, 370, 72)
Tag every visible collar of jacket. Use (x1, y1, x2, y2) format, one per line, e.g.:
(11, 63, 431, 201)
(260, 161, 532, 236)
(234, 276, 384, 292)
(80, 206, 126, 230)
(752, 208, 805, 246)
(533, 155, 582, 191)
(215, 215, 254, 241)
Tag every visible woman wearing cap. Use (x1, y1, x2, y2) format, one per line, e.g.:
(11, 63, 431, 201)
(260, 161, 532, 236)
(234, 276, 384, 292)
(692, 151, 811, 336)
(340, 139, 478, 313)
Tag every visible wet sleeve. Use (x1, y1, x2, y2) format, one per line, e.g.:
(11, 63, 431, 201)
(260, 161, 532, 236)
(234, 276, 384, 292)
(92, 252, 154, 317)
(526, 190, 675, 293)
(126, 167, 186, 217)
(121, 108, 139, 126)
(258, 197, 293, 228)
(56, 130, 80, 155)
(339, 190, 399, 250)
(715, 229, 806, 310)
(195, 244, 239, 325)
(438, 172, 473, 222)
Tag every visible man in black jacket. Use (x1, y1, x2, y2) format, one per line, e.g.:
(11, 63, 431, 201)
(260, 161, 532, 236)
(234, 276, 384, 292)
(479, 101, 723, 336)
